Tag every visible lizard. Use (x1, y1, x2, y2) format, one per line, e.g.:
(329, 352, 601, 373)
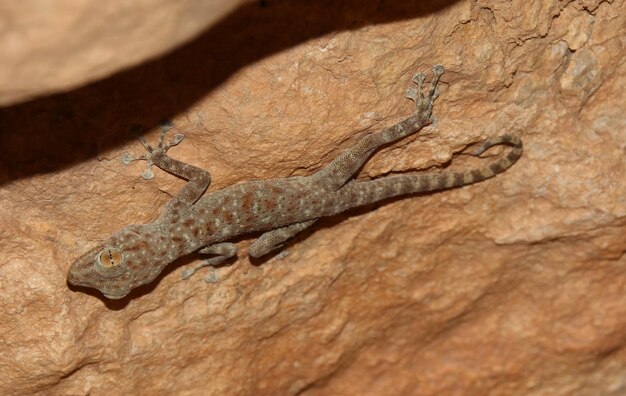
(67, 65, 523, 300)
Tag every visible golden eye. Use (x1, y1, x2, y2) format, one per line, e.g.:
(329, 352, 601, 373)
(94, 247, 126, 277)
(97, 248, 123, 268)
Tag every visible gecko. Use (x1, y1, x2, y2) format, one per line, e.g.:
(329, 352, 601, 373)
(67, 65, 523, 300)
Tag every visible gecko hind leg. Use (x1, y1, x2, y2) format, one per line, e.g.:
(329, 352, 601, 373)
(310, 65, 444, 191)
(181, 242, 238, 281)
(248, 219, 317, 258)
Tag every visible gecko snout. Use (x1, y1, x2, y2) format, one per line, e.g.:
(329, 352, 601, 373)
(67, 245, 132, 299)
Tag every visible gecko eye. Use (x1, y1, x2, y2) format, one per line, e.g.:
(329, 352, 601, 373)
(94, 247, 126, 277)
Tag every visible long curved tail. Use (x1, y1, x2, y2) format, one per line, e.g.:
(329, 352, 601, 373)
(327, 134, 523, 215)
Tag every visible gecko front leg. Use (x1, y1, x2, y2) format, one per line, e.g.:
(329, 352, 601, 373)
(122, 121, 211, 221)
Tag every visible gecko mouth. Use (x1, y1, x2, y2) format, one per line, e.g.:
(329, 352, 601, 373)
(103, 292, 128, 300)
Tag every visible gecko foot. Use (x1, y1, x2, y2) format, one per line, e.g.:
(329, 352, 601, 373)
(121, 120, 185, 180)
(180, 257, 232, 280)
(405, 64, 444, 122)
(181, 266, 220, 283)
(181, 242, 237, 280)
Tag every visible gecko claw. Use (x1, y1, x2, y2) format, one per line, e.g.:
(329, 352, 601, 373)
(121, 120, 184, 179)
(156, 120, 184, 150)
(428, 64, 444, 98)
(180, 259, 221, 280)
(121, 152, 143, 165)
(405, 87, 419, 102)
(406, 65, 445, 121)
(159, 119, 174, 132)
(162, 133, 184, 151)
(412, 72, 426, 87)
(180, 267, 196, 280)
(140, 165, 155, 180)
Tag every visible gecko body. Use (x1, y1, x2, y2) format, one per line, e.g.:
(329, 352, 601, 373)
(68, 66, 523, 299)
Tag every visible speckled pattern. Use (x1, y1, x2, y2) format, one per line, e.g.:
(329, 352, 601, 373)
(67, 66, 523, 300)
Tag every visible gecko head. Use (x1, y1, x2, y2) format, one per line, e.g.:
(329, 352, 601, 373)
(67, 225, 165, 299)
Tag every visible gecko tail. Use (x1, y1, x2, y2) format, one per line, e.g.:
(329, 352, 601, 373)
(471, 134, 522, 156)
(407, 133, 523, 191)
(463, 134, 523, 182)
(328, 134, 523, 215)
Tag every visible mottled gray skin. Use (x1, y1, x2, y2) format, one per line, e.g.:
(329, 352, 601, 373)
(67, 66, 523, 299)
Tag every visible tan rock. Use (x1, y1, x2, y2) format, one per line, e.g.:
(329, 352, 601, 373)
(0, 0, 252, 106)
(0, 1, 624, 395)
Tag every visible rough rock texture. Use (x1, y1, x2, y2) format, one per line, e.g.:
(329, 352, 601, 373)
(1, 0, 625, 395)
(0, 0, 252, 106)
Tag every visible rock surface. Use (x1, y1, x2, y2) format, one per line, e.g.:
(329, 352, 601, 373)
(0, 0, 625, 395)
(0, 0, 251, 106)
